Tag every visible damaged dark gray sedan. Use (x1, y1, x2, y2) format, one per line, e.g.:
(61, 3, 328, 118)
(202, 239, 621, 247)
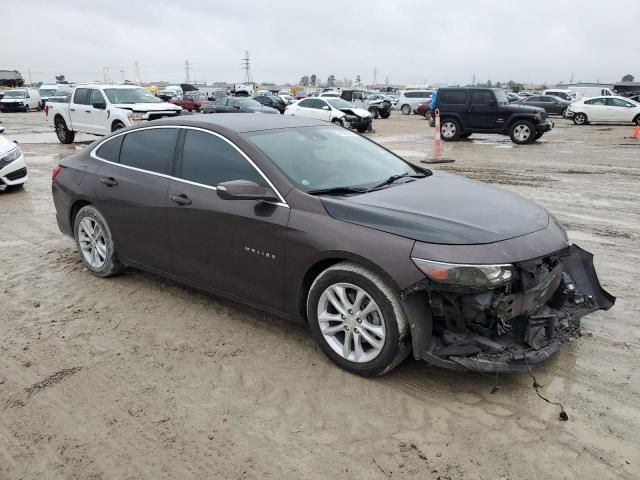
(51, 114, 615, 376)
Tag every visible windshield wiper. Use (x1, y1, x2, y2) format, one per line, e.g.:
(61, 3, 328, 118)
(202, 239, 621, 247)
(370, 172, 426, 190)
(307, 186, 368, 196)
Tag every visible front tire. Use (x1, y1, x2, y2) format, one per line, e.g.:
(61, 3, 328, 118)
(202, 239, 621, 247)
(633, 114, 640, 126)
(400, 104, 411, 115)
(368, 107, 379, 119)
(440, 118, 461, 141)
(307, 262, 410, 376)
(74, 205, 124, 278)
(509, 120, 535, 144)
(573, 112, 588, 125)
(379, 110, 390, 119)
(111, 121, 125, 132)
(55, 117, 75, 144)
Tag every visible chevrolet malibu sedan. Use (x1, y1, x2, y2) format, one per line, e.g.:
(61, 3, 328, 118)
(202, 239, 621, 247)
(51, 115, 615, 375)
(567, 96, 640, 125)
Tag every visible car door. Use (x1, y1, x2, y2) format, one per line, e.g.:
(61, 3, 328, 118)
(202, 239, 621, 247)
(315, 99, 333, 121)
(294, 98, 320, 119)
(467, 90, 498, 129)
(166, 128, 290, 309)
(70, 88, 91, 131)
(584, 97, 607, 121)
(93, 126, 178, 272)
(605, 98, 635, 122)
(85, 89, 109, 135)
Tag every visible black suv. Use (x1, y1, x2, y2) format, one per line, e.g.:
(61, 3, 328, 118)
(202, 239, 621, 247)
(434, 88, 554, 144)
(253, 95, 287, 114)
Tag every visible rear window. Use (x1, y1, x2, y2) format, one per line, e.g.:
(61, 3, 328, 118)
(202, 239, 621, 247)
(439, 90, 467, 104)
(119, 128, 178, 175)
(95, 135, 123, 163)
(405, 91, 432, 98)
(471, 91, 493, 105)
(73, 88, 91, 105)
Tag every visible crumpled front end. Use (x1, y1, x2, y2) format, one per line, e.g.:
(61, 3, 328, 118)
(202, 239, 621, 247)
(402, 244, 615, 373)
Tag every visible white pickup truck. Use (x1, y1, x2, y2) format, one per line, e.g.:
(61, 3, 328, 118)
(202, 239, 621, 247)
(46, 84, 182, 144)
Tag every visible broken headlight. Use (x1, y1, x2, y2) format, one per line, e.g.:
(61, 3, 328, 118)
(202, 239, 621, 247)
(411, 258, 514, 288)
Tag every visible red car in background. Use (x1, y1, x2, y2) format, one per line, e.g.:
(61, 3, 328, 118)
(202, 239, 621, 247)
(170, 92, 208, 112)
(416, 101, 430, 118)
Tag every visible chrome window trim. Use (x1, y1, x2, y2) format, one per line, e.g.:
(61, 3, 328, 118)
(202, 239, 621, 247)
(89, 124, 289, 208)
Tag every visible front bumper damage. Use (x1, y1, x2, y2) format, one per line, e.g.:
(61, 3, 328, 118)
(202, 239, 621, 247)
(401, 245, 615, 373)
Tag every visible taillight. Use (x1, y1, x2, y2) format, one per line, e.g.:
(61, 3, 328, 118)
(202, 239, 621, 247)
(52, 165, 61, 182)
(45, 105, 49, 116)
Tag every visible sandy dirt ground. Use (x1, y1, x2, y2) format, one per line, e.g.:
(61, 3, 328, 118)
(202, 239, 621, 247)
(0, 111, 638, 480)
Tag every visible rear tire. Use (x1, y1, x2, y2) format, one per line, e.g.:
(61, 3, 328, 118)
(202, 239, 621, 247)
(379, 110, 390, 119)
(401, 104, 411, 115)
(509, 120, 535, 144)
(24, 105, 30, 113)
(368, 107, 379, 119)
(440, 118, 461, 141)
(573, 112, 588, 125)
(55, 117, 75, 144)
(74, 205, 124, 278)
(307, 262, 411, 376)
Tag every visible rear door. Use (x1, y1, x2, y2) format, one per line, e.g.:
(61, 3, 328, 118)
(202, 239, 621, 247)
(467, 90, 497, 129)
(70, 88, 91, 131)
(166, 128, 290, 309)
(93, 126, 178, 272)
(583, 97, 608, 121)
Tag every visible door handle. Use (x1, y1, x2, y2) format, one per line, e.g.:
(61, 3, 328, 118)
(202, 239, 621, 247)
(85, 110, 91, 113)
(100, 177, 118, 187)
(70, 108, 75, 112)
(169, 194, 192, 205)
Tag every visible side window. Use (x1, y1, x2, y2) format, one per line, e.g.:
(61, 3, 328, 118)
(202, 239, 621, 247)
(119, 128, 178, 175)
(315, 99, 329, 109)
(95, 135, 123, 162)
(73, 88, 90, 105)
(298, 99, 314, 108)
(586, 98, 606, 105)
(439, 90, 467, 104)
(606, 98, 630, 107)
(89, 89, 105, 105)
(471, 91, 493, 105)
(180, 130, 262, 187)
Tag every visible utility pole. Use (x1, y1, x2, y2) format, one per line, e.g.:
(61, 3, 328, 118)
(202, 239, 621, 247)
(28, 69, 32, 86)
(120, 68, 125, 83)
(241, 51, 252, 84)
(373, 67, 377, 86)
(103, 67, 110, 83)
(185, 60, 191, 83)
(472, 73, 476, 86)
(134, 60, 141, 84)
(385, 76, 389, 86)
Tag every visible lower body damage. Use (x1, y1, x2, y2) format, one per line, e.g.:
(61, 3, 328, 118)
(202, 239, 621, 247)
(402, 245, 615, 372)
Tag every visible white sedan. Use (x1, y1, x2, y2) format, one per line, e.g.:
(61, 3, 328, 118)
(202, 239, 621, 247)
(285, 97, 373, 133)
(567, 96, 640, 125)
(0, 126, 27, 191)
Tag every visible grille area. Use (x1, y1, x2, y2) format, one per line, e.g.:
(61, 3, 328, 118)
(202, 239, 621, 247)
(5, 167, 27, 181)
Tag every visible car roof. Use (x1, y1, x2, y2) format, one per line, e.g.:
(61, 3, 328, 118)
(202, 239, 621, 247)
(76, 84, 144, 89)
(151, 112, 329, 133)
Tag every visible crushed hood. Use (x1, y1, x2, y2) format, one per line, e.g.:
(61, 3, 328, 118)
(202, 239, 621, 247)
(113, 102, 181, 112)
(339, 107, 371, 118)
(320, 171, 549, 245)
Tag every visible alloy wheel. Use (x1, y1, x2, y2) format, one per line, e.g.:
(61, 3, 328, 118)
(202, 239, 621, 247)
(513, 124, 531, 142)
(78, 217, 107, 269)
(317, 282, 386, 363)
(441, 122, 457, 138)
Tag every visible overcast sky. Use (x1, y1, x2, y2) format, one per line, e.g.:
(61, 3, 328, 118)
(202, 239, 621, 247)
(3, 0, 638, 86)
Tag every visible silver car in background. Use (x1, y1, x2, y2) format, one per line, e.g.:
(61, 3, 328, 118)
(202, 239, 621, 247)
(396, 90, 434, 115)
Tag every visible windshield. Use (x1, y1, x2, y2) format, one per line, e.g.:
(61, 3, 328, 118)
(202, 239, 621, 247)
(244, 126, 418, 192)
(3, 91, 25, 99)
(39, 88, 57, 97)
(103, 88, 162, 104)
(494, 89, 509, 105)
(325, 98, 354, 109)
(321, 93, 339, 97)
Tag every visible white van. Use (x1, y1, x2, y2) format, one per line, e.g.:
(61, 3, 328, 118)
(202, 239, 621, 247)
(0, 88, 42, 112)
(571, 87, 615, 100)
(39, 84, 72, 108)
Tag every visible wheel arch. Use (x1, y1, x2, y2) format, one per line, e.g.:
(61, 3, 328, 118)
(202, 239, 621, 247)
(69, 199, 93, 238)
(297, 252, 403, 323)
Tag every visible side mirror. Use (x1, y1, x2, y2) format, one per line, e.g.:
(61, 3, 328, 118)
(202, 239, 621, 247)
(322, 105, 330, 110)
(93, 102, 107, 109)
(216, 180, 278, 202)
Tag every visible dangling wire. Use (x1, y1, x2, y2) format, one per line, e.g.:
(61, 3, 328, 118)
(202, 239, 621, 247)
(524, 355, 569, 421)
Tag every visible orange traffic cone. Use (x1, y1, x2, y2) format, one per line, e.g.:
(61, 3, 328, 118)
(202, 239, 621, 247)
(632, 125, 639, 139)
(422, 108, 455, 164)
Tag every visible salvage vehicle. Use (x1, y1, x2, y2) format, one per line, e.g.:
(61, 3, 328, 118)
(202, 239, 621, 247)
(340, 90, 391, 119)
(0, 88, 41, 112)
(170, 92, 208, 112)
(397, 90, 434, 115)
(435, 88, 554, 144)
(51, 114, 614, 376)
(285, 97, 372, 132)
(254, 95, 287, 114)
(566, 96, 640, 125)
(46, 84, 182, 144)
(0, 126, 27, 191)
(516, 95, 571, 116)
(202, 97, 279, 114)
(542, 89, 576, 102)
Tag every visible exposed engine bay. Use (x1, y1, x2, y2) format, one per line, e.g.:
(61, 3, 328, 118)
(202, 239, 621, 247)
(337, 108, 372, 131)
(402, 245, 616, 372)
